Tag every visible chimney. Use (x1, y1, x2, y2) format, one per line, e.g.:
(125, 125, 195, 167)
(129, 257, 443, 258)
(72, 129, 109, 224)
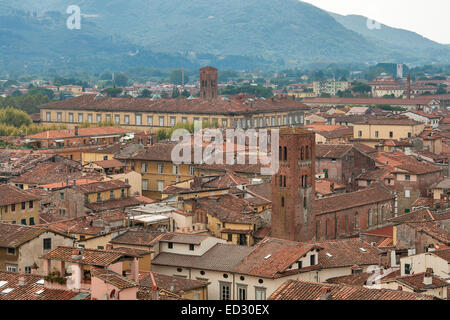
(423, 268, 433, 286)
(106, 243, 113, 250)
(18, 276, 26, 286)
(75, 126, 79, 136)
(73, 179, 77, 187)
(397, 286, 403, 291)
(330, 183, 335, 193)
(320, 286, 332, 300)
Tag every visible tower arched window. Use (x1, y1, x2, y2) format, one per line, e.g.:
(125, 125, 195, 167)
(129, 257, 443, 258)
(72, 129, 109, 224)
(305, 146, 309, 159)
(300, 147, 304, 160)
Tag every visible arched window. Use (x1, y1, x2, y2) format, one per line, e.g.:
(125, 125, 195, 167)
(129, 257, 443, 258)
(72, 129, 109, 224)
(300, 147, 304, 160)
(354, 212, 359, 229)
(305, 146, 309, 159)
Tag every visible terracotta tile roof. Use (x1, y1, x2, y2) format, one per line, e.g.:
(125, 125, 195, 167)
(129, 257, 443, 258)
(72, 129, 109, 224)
(396, 272, 449, 291)
(43, 246, 127, 267)
(315, 179, 346, 196)
(197, 194, 261, 224)
(312, 238, 382, 268)
(268, 279, 434, 300)
(160, 233, 208, 245)
(244, 183, 272, 202)
(356, 167, 391, 181)
(408, 110, 441, 119)
(152, 243, 254, 273)
(110, 229, 165, 247)
(362, 226, 394, 238)
(40, 211, 127, 236)
(110, 247, 152, 257)
(412, 197, 437, 208)
(313, 186, 394, 216)
(90, 267, 138, 289)
(253, 226, 271, 239)
(234, 237, 320, 278)
(353, 143, 377, 155)
(86, 196, 147, 212)
(10, 162, 83, 185)
(139, 271, 209, 293)
(316, 127, 353, 139)
(315, 144, 353, 159)
(0, 223, 46, 248)
(137, 287, 182, 300)
(201, 171, 249, 189)
(38, 178, 99, 190)
(0, 271, 81, 300)
(431, 248, 450, 262)
(40, 94, 309, 116)
(26, 126, 133, 140)
(388, 208, 450, 224)
(303, 97, 434, 107)
(411, 222, 450, 245)
(326, 273, 371, 286)
(92, 159, 126, 168)
(127, 143, 177, 162)
(196, 162, 269, 175)
(0, 184, 41, 206)
(75, 179, 129, 194)
(394, 161, 441, 175)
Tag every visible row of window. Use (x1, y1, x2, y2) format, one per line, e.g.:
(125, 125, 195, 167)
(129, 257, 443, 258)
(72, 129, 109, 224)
(357, 130, 412, 139)
(141, 163, 195, 176)
(46, 112, 304, 128)
(84, 189, 126, 203)
(3, 201, 34, 213)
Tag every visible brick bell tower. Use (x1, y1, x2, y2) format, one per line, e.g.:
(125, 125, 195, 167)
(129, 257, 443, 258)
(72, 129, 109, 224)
(200, 66, 218, 100)
(271, 128, 316, 242)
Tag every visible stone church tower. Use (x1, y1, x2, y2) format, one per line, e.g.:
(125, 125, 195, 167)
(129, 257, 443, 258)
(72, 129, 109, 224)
(271, 128, 316, 242)
(200, 66, 218, 100)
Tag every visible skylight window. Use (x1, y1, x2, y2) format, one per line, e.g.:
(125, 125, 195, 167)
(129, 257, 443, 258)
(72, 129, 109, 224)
(35, 289, 44, 295)
(1, 288, 14, 294)
(359, 248, 367, 252)
(326, 253, 333, 258)
(264, 254, 272, 260)
(36, 279, 44, 285)
(0, 281, 7, 288)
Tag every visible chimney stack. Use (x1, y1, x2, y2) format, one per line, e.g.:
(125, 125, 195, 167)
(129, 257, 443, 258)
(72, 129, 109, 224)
(423, 268, 433, 286)
(320, 286, 332, 300)
(18, 276, 26, 286)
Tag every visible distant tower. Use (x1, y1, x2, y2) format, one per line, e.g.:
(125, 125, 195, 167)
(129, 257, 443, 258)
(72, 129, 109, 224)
(271, 128, 316, 242)
(200, 66, 218, 100)
(396, 63, 403, 79)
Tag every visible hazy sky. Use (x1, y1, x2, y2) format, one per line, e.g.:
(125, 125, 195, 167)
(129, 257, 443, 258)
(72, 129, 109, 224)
(301, 0, 450, 44)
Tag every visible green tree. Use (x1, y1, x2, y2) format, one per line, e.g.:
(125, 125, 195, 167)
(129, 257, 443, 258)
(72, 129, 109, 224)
(11, 90, 22, 97)
(28, 87, 55, 100)
(181, 89, 190, 98)
(172, 88, 180, 98)
(102, 88, 123, 97)
(139, 89, 152, 98)
(114, 73, 129, 87)
(0, 107, 32, 127)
